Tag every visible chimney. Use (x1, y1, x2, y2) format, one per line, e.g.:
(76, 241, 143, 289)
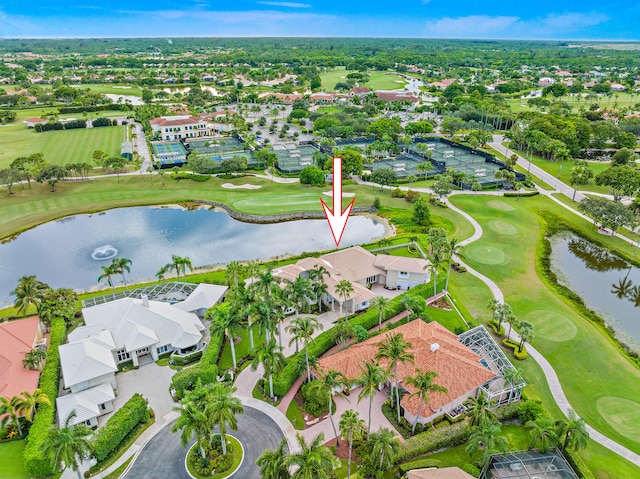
(430, 343, 440, 353)
(141, 294, 149, 308)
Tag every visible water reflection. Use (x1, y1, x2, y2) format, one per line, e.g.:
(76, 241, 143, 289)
(567, 238, 627, 272)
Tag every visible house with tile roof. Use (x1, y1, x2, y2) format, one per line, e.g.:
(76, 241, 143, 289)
(407, 467, 475, 479)
(149, 115, 209, 141)
(0, 317, 44, 400)
(268, 246, 431, 315)
(316, 320, 500, 425)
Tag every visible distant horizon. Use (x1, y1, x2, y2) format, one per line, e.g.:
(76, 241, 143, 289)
(1, 1, 639, 41)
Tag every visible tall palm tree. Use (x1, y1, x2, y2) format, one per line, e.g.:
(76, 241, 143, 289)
(207, 303, 244, 371)
(98, 263, 118, 295)
(308, 265, 329, 312)
(443, 238, 462, 291)
(518, 321, 534, 353)
(375, 332, 415, 424)
(339, 409, 366, 479)
(250, 299, 278, 345)
(225, 261, 244, 289)
(370, 295, 390, 330)
(526, 416, 559, 453)
(429, 250, 445, 297)
(310, 369, 349, 446)
(155, 264, 169, 282)
(163, 255, 193, 282)
(555, 409, 589, 451)
(17, 388, 51, 423)
(357, 361, 388, 436)
(251, 340, 286, 400)
(208, 383, 244, 456)
(235, 284, 256, 349)
(40, 411, 93, 479)
(22, 348, 47, 371)
(285, 276, 312, 318)
(11, 275, 48, 315)
(256, 438, 290, 479)
(467, 390, 497, 428)
(466, 420, 508, 467)
(335, 279, 354, 319)
(286, 433, 340, 479)
(171, 401, 210, 458)
(331, 317, 355, 350)
(287, 316, 323, 382)
(405, 369, 448, 434)
(504, 310, 518, 341)
(367, 428, 399, 472)
(110, 257, 132, 291)
(0, 395, 24, 436)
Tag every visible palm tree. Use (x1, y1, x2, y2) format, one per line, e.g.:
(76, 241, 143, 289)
(466, 420, 508, 467)
(308, 265, 329, 312)
(335, 279, 354, 319)
(367, 428, 399, 472)
(208, 383, 244, 456)
(155, 264, 169, 282)
(98, 263, 118, 295)
(331, 317, 355, 350)
(555, 409, 589, 451)
(110, 257, 132, 290)
(11, 275, 48, 315)
(370, 296, 390, 330)
(339, 409, 366, 479)
(251, 299, 278, 345)
(0, 395, 24, 436)
(163, 255, 193, 281)
(375, 332, 415, 424)
(286, 316, 323, 382)
(429, 250, 445, 297)
(357, 361, 388, 435)
(467, 390, 497, 428)
(310, 369, 349, 446)
(171, 401, 210, 458)
(251, 339, 286, 400)
(207, 303, 244, 371)
(518, 321, 534, 353)
(225, 261, 244, 289)
(40, 411, 93, 479)
(504, 310, 518, 341)
(22, 348, 47, 371)
(235, 284, 256, 349)
(443, 238, 462, 291)
(17, 388, 51, 423)
(285, 276, 312, 318)
(256, 437, 290, 479)
(526, 416, 559, 452)
(286, 433, 340, 479)
(405, 369, 448, 434)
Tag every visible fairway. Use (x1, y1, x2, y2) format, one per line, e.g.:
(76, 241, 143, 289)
(487, 219, 519, 235)
(596, 397, 640, 443)
(524, 310, 577, 341)
(0, 125, 125, 168)
(319, 67, 407, 91)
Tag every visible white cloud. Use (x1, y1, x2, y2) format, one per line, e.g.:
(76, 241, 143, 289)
(424, 12, 608, 39)
(257, 1, 312, 8)
(0, 9, 41, 37)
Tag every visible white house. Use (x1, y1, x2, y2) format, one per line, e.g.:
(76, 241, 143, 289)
(56, 383, 116, 427)
(149, 115, 209, 141)
(174, 283, 228, 317)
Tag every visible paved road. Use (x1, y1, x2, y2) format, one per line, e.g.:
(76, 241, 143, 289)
(122, 406, 286, 479)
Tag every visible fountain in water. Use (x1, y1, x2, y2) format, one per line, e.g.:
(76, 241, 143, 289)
(91, 245, 118, 261)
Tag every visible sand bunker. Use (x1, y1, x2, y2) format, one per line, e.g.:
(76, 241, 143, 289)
(221, 183, 262, 190)
(322, 191, 356, 197)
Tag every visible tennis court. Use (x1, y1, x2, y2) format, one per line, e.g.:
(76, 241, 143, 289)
(186, 137, 245, 155)
(273, 143, 321, 173)
(151, 141, 188, 168)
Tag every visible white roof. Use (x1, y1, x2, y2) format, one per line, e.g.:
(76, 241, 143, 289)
(56, 383, 115, 427)
(82, 298, 204, 352)
(59, 331, 117, 389)
(175, 283, 228, 313)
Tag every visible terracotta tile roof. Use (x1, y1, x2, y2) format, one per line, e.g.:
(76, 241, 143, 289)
(149, 115, 203, 127)
(320, 246, 385, 282)
(374, 255, 429, 274)
(0, 317, 41, 399)
(317, 320, 495, 417)
(375, 91, 419, 103)
(24, 117, 46, 123)
(407, 467, 475, 479)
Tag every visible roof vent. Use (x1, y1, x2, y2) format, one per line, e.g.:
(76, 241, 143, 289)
(430, 343, 440, 353)
(141, 294, 149, 308)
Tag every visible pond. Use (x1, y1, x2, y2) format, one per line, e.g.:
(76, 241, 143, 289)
(550, 232, 640, 349)
(0, 206, 386, 307)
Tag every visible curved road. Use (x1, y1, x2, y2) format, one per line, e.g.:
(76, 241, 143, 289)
(122, 406, 286, 479)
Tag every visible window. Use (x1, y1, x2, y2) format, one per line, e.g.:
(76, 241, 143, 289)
(157, 345, 169, 354)
(116, 349, 130, 362)
(100, 403, 107, 411)
(398, 271, 409, 278)
(366, 275, 377, 284)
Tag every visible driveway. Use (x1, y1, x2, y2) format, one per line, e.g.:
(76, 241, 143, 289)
(122, 406, 286, 479)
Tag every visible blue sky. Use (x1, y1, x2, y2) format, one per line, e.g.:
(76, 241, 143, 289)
(0, 1, 638, 40)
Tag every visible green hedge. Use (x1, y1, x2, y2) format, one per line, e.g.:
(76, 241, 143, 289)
(502, 338, 528, 360)
(503, 190, 539, 197)
(395, 419, 471, 463)
(172, 333, 223, 399)
(93, 394, 149, 462)
(272, 284, 434, 397)
(563, 448, 596, 479)
(399, 458, 441, 473)
(24, 317, 66, 477)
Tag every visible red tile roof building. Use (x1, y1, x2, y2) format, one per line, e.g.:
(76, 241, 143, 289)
(317, 319, 496, 424)
(0, 317, 44, 399)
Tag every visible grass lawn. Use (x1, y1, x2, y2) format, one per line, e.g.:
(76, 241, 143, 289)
(319, 67, 406, 91)
(503, 143, 611, 194)
(506, 92, 640, 114)
(286, 399, 305, 430)
(450, 194, 640, 473)
(0, 440, 28, 479)
(320, 67, 350, 91)
(0, 123, 125, 168)
(218, 329, 266, 371)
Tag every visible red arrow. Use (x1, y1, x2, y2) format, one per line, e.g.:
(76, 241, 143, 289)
(320, 156, 355, 247)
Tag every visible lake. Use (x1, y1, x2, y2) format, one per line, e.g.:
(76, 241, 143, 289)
(550, 232, 640, 349)
(0, 206, 385, 307)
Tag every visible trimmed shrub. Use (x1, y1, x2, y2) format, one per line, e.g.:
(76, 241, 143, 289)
(504, 190, 539, 197)
(299, 166, 325, 186)
(172, 332, 223, 399)
(516, 400, 547, 423)
(93, 394, 149, 461)
(399, 459, 441, 473)
(300, 380, 330, 417)
(395, 420, 471, 463)
(92, 117, 113, 127)
(461, 463, 481, 477)
(488, 321, 505, 336)
(563, 448, 596, 479)
(23, 317, 66, 477)
(502, 338, 528, 360)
